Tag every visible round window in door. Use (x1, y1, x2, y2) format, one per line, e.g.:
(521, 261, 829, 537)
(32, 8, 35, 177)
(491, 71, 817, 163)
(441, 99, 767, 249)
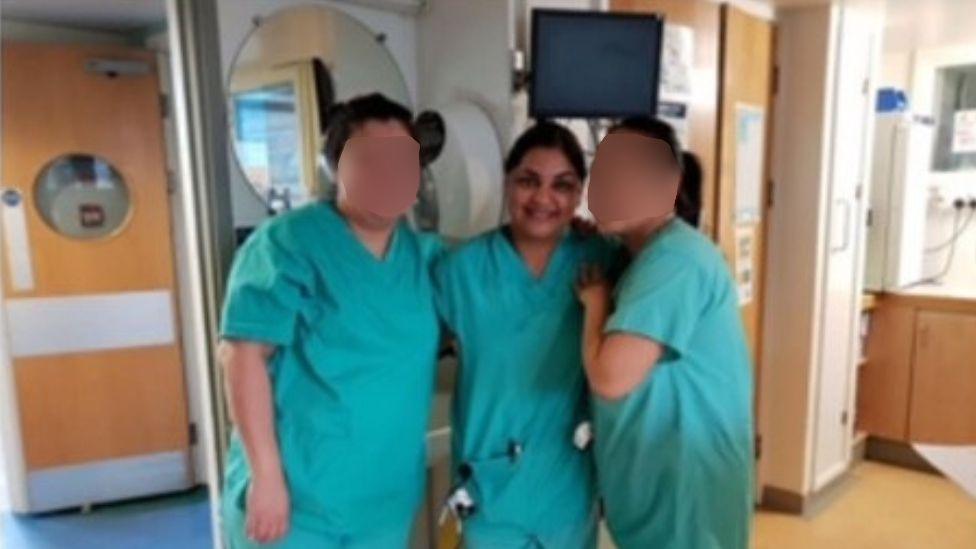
(34, 154, 132, 240)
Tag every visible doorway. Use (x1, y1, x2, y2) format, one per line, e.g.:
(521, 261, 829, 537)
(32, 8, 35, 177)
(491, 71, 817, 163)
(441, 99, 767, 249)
(0, 1, 219, 547)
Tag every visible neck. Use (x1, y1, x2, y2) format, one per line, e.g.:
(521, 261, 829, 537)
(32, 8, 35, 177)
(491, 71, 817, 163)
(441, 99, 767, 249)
(621, 213, 674, 255)
(336, 198, 396, 259)
(510, 227, 562, 277)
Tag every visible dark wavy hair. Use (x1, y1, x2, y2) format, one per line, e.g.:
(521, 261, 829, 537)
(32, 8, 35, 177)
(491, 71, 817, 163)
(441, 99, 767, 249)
(323, 93, 417, 171)
(504, 121, 587, 181)
(606, 116, 684, 173)
(677, 151, 703, 227)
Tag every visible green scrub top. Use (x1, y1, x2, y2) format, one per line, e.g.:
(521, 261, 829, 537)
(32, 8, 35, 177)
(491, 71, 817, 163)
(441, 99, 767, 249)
(433, 227, 620, 548)
(219, 201, 442, 547)
(595, 218, 753, 549)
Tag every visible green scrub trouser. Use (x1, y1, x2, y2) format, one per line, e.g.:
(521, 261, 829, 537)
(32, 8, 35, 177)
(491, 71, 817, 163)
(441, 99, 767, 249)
(463, 516, 597, 549)
(222, 499, 412, 549)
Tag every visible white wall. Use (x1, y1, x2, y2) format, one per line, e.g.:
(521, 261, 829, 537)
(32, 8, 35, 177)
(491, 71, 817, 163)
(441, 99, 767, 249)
(761, 3, 836, 496)
(879, 0, 976, 291)
(880, 0, 976, 87)
(216, 0, 419, 229)
(418, 0, 517, 147)
(0, 19, 131, 44)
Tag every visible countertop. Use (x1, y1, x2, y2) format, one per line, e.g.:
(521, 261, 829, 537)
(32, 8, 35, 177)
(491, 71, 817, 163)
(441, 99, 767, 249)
(895, 283, 976, 301)
(882, 283, 976, 314)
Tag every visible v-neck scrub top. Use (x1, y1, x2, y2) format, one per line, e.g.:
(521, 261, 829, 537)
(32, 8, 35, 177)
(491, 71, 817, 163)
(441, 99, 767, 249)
(595, 219, 754, 549)
(433, 228, 620, 548)
(219, 202, 443, 548)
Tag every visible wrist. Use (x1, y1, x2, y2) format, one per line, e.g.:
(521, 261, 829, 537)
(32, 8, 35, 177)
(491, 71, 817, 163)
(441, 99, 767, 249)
(584, 299, 610, 316)
(251, 459, 284, 482)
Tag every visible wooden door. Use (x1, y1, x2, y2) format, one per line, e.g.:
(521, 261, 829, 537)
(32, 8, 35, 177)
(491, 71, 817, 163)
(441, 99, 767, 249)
(856, 300, 915, 441)
(716, 5, 773, 379)
(716, 4, 774, 496)
(910, 311, 976, 444)
(611, 0, 721, 239)
(1, 42, 191, 511)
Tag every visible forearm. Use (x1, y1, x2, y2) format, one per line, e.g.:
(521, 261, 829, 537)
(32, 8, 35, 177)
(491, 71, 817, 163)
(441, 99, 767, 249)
(221, 342, 283, 479)
(581, 307, 662, 400)
(581, 303, 613, 393)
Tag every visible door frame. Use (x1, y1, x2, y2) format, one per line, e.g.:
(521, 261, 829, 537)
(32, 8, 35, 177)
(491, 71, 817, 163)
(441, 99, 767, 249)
(166, 0, 235, 546)
(808, 1, 881, 492)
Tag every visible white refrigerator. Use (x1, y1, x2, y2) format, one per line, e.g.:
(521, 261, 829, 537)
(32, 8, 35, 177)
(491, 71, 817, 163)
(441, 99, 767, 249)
(865, 112, 935, 291)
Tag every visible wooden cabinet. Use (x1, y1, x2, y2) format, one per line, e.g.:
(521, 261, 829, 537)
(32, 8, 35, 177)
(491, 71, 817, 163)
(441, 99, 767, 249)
(857, 294, 976, 444)
(857, 302, 914, 440)
(909, 311, 976, 444)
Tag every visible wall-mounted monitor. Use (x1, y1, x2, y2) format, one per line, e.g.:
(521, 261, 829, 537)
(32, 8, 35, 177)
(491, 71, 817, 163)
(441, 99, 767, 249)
(530, 9, 664, 119)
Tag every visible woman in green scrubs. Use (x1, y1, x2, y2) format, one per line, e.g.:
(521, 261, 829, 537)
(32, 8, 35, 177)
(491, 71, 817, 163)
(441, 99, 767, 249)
(576, 117, 754, 549)
(434, 122, 619, 548)
(219, 93, 442, 548)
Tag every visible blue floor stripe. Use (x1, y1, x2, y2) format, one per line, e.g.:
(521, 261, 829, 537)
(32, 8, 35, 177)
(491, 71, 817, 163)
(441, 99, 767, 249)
(1, 489, 213, 549)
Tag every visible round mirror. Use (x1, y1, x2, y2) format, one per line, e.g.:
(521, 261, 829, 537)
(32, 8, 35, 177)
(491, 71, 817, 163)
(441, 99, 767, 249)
(34, 154, 132, 240)
(228, 5, 411, 211)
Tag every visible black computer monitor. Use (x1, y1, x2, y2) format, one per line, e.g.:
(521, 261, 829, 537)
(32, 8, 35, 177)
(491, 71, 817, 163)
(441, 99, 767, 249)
(530, 9, 664, 119)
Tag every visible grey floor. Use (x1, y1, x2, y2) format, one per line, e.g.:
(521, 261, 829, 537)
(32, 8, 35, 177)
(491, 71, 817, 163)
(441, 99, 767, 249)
(1, 488, 212, 549)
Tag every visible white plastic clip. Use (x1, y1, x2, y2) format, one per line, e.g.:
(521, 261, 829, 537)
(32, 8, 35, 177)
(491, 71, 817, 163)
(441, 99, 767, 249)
(573, 421, 593, 450)
(440, 486, 476, 526)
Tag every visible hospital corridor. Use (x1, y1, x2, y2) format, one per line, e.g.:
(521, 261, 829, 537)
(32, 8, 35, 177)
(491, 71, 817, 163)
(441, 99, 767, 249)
(0, 0, 974, 548)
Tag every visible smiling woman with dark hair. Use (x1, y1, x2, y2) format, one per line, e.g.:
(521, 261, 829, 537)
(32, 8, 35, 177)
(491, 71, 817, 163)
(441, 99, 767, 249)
(432, 121, 620, 548)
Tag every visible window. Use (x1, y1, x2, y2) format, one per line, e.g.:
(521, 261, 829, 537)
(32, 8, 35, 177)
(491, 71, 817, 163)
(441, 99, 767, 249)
(931, 63, 976, 173)
(233, 83, 306, 205)
(34, 154, 131, 240)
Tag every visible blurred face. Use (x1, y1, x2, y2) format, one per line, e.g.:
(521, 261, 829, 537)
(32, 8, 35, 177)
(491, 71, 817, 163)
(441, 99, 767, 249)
(588, 131, 680, 235)
(336, 119, 419, 227)
(505, 147, 583, 242)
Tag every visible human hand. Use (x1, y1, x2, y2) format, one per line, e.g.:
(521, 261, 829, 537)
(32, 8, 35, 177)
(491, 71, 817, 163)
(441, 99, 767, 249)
(575, 264, 611, 312)
(246, 470, 291, 544)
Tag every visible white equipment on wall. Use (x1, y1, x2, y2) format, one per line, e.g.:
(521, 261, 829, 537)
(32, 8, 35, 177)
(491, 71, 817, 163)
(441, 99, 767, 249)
(426, 102, 505, 241)
(865, 113, 935, 291)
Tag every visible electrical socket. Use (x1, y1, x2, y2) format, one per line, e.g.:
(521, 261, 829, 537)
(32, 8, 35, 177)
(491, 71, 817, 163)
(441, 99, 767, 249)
(969, 197, 976, 210)
(953, 198, 966, 210)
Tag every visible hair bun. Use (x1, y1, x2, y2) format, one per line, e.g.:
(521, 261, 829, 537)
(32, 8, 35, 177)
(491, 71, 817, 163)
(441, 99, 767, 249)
(324, 102, 350, 126)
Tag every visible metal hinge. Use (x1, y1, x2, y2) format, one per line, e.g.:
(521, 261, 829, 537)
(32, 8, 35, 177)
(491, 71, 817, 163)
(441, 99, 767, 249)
(771, 65, 780, 96)
(189, 422, 199, 446)
(862, 78, 870, 96)
(841, 411, 850, 426)
(766, 179, 775, 209)
(755, 434, 763, 460)
(160, 92, 170, 118)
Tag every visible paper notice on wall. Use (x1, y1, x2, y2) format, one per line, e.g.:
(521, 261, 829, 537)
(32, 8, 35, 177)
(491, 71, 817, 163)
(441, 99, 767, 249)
(657, 24, 694, 148)
(659, 24, 694, 99)
(952, 110, 976, 153)
(735, 104, 766, 224)
(735, 225, 755, 306)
